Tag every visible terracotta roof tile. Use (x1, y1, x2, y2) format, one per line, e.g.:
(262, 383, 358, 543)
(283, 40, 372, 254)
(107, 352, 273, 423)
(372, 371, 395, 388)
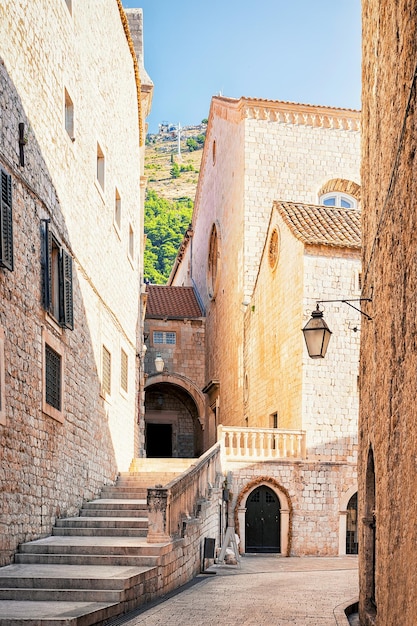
(275, 201, 361, 249)
(146, 285, 203, 319)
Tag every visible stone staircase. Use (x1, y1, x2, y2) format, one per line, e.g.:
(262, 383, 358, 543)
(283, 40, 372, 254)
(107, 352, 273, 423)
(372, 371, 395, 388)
(0, 461, 194, 625)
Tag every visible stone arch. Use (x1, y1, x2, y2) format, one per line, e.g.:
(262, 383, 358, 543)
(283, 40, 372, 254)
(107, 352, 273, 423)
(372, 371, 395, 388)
(144, 373, 207, 458)
(145, 372, 206, 426)
(339, 483, 358, 555)
(234, 476, 293, 557)
(318, 178, 361, 201)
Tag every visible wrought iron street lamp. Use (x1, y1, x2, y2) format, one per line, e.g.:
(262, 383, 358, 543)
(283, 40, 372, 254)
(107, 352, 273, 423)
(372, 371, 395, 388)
(302, 305, 332, 358)
(302, 298, 372, 359)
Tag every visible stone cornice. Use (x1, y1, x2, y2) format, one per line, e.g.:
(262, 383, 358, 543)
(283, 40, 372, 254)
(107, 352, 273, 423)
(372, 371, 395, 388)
(212, 96, 361, 131)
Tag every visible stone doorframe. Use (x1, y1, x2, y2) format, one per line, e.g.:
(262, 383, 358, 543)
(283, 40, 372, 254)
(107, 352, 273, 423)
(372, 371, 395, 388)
(234, 476, 292, 557)
(338, 484, 358, 555)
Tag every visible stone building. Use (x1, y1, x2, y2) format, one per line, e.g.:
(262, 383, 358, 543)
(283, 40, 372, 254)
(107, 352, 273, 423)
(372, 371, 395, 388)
(164, 96, 363, 555)
(360, 1, 417, 624)
(0, 1, 151, 565)
(143, 284, 206, 459)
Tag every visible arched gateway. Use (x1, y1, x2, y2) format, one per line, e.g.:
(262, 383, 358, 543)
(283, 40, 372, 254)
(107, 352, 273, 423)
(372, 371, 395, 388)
(144, 373, 205, 458)
(235, 477, 292, 556)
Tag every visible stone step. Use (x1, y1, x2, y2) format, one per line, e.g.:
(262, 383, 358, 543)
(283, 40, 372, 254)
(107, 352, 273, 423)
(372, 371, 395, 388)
(15, 553, 159, 567)
(116, 473, 181, 485)
(0, 564, 155, 591)
(0, 588, 123, 602)
(127, 458, 195, 473)
(82, 498, 147, 511)
(100, 487, 148, 498)
(17, 536, 171, 557)
(0, 600, 120, 626)
(55, 517, 148, 529)
(80, 507, 147, 518)
(52, 527, 148, 537)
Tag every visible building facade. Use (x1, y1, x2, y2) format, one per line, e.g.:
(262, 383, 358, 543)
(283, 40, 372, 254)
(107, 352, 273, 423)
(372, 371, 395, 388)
(360, 1, 417, 623)
(166, 96, 362, 555)
(0, 1, 151, 565)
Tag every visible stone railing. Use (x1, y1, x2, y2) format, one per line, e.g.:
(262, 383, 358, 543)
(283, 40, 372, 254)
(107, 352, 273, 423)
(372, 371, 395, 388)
(147, 443, 221, 543)
(218, 425, 306, 461)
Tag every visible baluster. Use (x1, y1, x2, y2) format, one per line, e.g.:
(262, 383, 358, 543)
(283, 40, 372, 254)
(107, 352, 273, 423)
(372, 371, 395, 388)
(243, 431, 249, 458)
(289, 434, 295, 457)
(297, 435, 302, 459)
(260, 431, 265, 458)
(274, 432, 280, 458)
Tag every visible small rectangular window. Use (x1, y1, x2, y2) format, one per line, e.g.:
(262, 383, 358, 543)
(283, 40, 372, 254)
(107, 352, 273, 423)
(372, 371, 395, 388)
(0, 167, 14, 271)
(45, 344, 62, 411)
(42, 221, 74, 329)
(114, 188, 121, 231)
(64, 89, 74, 139)
(271, 412, 278, 429)
(102, 346, 111, 396)
(153, 331, 176, 345)
(120, 348, 128, 393)
(97, 143, 105, 191)
(42, 329, 64, 422)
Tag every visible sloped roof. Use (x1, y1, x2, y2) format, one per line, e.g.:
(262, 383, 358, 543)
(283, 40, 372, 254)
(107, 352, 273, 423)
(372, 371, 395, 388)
(146, 285, 203, 319)
(275, 201, 361, 249)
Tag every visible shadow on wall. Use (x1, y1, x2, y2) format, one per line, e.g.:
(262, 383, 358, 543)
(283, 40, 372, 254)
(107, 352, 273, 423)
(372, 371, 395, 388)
(0, 59, 119, 565)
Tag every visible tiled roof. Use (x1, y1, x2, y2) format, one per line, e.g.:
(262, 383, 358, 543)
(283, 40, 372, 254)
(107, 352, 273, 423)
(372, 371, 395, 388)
(275, 201, 361, 249)
(146, 285, 203, 319)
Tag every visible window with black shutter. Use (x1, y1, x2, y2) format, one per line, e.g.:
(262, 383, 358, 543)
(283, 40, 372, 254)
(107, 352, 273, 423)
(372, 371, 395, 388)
(0, 167, 14, 271)
(42, 220, 74, 329)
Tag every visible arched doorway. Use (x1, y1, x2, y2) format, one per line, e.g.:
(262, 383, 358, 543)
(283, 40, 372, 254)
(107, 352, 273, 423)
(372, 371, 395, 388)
(346, 492, 358, 555)
(245, 485, 280, 553)
(144, 379, 204, 458)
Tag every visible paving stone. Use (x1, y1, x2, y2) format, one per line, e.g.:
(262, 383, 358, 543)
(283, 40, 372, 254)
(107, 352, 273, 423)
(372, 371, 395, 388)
(114, 555, 358, 626)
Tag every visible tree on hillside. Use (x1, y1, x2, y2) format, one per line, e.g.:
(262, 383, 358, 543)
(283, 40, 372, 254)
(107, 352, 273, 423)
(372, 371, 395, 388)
(144, 190, 193, 284)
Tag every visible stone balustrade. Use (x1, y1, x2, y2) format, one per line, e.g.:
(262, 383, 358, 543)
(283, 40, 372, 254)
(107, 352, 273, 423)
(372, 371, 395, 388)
(147, 443, 221, 543)
(218, 425, 306, 461)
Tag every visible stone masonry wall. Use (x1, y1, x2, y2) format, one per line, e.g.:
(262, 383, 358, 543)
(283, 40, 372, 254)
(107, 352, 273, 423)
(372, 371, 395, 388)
(360, 2, 417, 624)
(243, 209, 305, 431)
(302, 248, 361, 461)
(229, 460, 357, 556)
(0, 2, 144, 564)
(182, 97, 360, 429)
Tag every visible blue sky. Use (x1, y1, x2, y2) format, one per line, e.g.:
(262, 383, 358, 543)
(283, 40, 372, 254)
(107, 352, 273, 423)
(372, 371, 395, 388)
(122, 0, 361, 134)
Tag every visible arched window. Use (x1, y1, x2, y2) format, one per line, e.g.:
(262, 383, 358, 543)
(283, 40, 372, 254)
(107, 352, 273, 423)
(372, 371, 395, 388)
(207, 223, 220, 299)
(320, 192, 357, 208)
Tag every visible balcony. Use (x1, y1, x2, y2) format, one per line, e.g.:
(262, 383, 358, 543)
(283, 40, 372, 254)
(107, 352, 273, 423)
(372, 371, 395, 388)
(218, 425, 306, 461)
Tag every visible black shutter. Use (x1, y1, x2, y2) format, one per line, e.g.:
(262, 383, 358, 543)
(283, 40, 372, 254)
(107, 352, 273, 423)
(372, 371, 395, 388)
(60, 249, 73, 330)
(42, 220, 52, 311)
(0, 169, 13, 271)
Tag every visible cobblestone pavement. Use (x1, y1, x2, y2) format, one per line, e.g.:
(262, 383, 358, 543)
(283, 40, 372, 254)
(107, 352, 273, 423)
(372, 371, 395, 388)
(113, 555, 358, 626)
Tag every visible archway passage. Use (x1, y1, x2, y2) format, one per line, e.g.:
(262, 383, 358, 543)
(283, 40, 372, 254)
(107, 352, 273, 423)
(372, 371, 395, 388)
(346, 492, 358, 555)
(245, 485, 280, 553)
(144, 381, 203, 458)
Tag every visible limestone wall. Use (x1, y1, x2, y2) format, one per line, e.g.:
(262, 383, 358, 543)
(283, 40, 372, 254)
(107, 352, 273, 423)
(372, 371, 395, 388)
(302, 249, 361, 461)
(360, 1, 417, 623)
(229, 460, 357, 556)
(180, 97, 361, 427)
(0, 1, 145, 564)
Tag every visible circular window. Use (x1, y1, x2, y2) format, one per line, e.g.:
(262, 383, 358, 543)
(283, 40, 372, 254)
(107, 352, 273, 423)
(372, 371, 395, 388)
(207, 223, 220, 299)
(268, 228, 280, 269)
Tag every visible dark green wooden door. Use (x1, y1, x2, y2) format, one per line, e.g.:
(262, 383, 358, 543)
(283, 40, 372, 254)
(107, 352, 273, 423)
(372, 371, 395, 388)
(246, 485, 280, 553)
